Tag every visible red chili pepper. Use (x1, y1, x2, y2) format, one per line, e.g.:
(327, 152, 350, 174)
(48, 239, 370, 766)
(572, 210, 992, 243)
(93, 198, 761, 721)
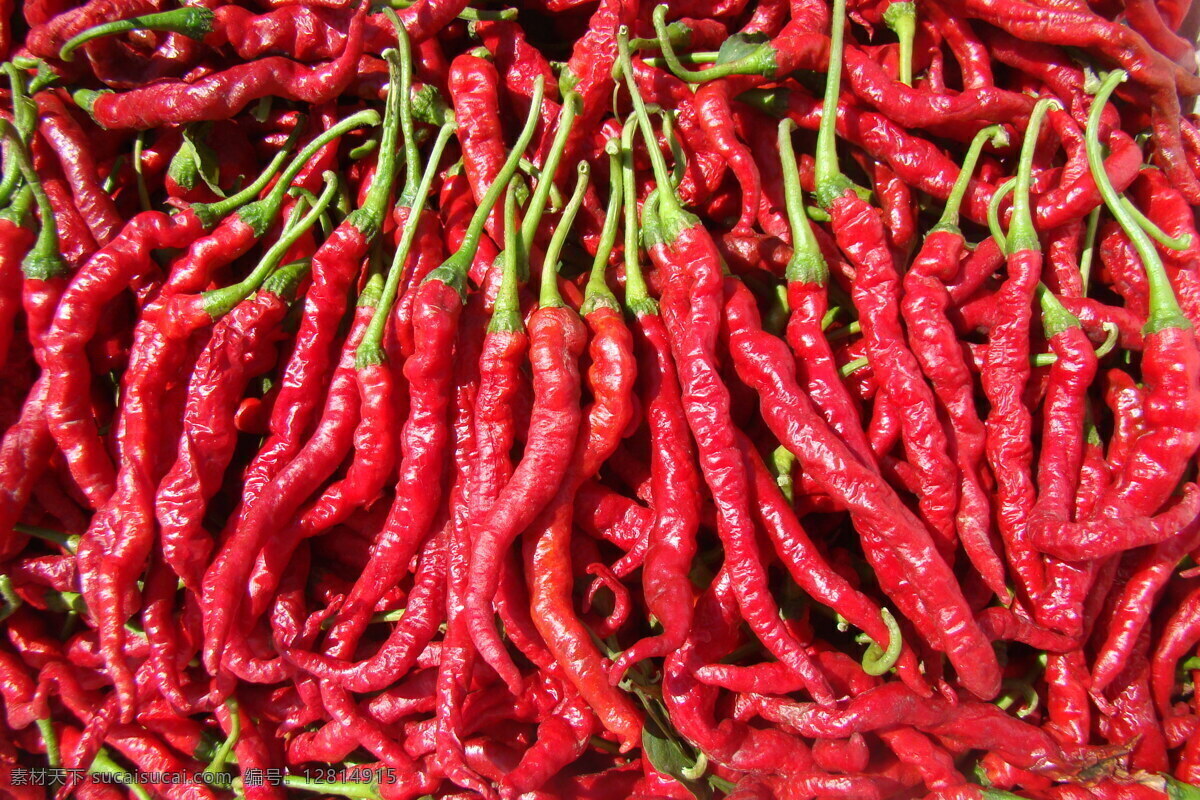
(1032, 72, 1200, 561)
(609, 127, 700, 679)
(327, 78, 543, 663)
(75, 5, 368, 130)
(34, 91, 123, 247)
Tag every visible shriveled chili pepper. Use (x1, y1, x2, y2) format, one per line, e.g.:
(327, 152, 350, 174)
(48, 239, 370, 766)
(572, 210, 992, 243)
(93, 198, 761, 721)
(978, 97, 1059, 604)
(326, 77, 545, 663)
(74, 5, 368, 130)
(609, 121, 700, 680)
(622, 33, 837, 707)
(1032, 72, 1200, 560)
(900, 123, 1009, 598)
(202, 49, 409, 672)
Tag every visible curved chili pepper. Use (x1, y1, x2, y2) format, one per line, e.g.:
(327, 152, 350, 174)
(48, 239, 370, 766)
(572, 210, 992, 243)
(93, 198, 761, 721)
(75, 5, 367, 130)
(623, 34, 837, 707)
(326, 77, 544, 662)
(1032, 72, 1200, 561)
(609, 122, 700, 680)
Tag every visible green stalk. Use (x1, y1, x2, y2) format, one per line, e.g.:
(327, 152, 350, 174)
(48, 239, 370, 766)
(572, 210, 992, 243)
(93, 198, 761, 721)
(1119, 195, 1192, 251)
(383, 9, 421, 207)
(860, 607, 902, 675)
(581, 138, 624, 315)
(91, 748, 152, 800)
(357, 122, 455, 367)
(621, 118, 655, 316)
(521, 93, 581, 261)
(346, 49, 405, 238)
(424, 77, 545, 295)
(778, 118, 827, 286)
(1087, 70, 1190, 334)
(490, 179, 525, 333)
(1007, 98, 1058, 254)
(813, 0, 860, 208)
(1035, 283, 1081, 340)
(202, 698, 240, 786)
(839, 356, 869, 378)
(198, 109, 377, 233)
(0, 119, 67, 281)
(60, 7, 215, 61)
(36, 718, 60, 768)
(617, 24, 698, 241)
(1079, 206, 1101, 295)
(987, 178, 1016, 254)
(540, 162, 590, 309)
(882, 2, 916, 87)
(932, 124, 1007, 235)
(652, 4, 773, 82)
(202, 172, 338, 318)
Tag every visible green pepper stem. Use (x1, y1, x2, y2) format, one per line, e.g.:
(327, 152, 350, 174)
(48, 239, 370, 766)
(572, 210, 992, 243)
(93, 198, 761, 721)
(3, 63, 37, 142)
(660, 109, 686, 189)
(1087, 71, 1189, 334)
(582, 139, 624, 315)
(540, 161, 589, 308)
(91, 748, 152, 800)
(351, 49, 405, 234)
(621, 118, 654, 314)
(987, 177, 1016, 255)
(132, 132, 151, 212)
(201, 108, 378, 233)
(814, 0, 857, 208)
(280, 775, 379, 800)
(651, 4, 771, 82)
(358, 122, 455, 366)
(1079, 206, 1101, 296)
(383, 9, 421, 202)
(883, 2, 916, 87)
(1036, 283, 1081, 340)
(520, 93, 580, 259)
(490, 179, 525, 333)
(60, 7, 214, 61)
(861, 607, 903, 675)
(459, 76, 545, 264)
(617, 24, 696, 236)
(933, 124, 1007, 235)
(204, 698, 240, 780)
(203, 172, 338, 318)
(36, 718, 60, 768)
(1008, 98, 1058, 254)
(839, 356, 869, 378)
(778, 118, 828, 285)
(0, 119, 66, 280)
(1118, 195, 1192, 251)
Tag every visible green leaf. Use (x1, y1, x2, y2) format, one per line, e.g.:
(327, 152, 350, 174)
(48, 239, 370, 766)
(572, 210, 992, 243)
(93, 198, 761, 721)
(715, 33, 768, 66)
(642, 715, 711, 800)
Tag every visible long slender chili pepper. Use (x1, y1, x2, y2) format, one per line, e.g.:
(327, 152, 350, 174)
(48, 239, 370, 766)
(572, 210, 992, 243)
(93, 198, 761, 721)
(979, 98, 1058, 604)
(459, 162, 590, 689)
(156, 184, 334, 590)
(431, 179, 527, 800)
(524, 162, 646, 748)
(901, 123, 1009, 598)
(725, 0, 1000, 698)
(622, 30, 837, 706)
(609, 120, 701, 681)
(1027, 288, 1098, 636)
(1031, 71, 1200, 560)
(325, 77, 545, 661)
(74, 5, 368, 130)
(245, 121, 456, 626)
(201, 49, 409, 673)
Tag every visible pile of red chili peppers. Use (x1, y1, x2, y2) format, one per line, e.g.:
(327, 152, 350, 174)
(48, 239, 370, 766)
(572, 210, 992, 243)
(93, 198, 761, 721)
(3, 0, 1200, 797)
